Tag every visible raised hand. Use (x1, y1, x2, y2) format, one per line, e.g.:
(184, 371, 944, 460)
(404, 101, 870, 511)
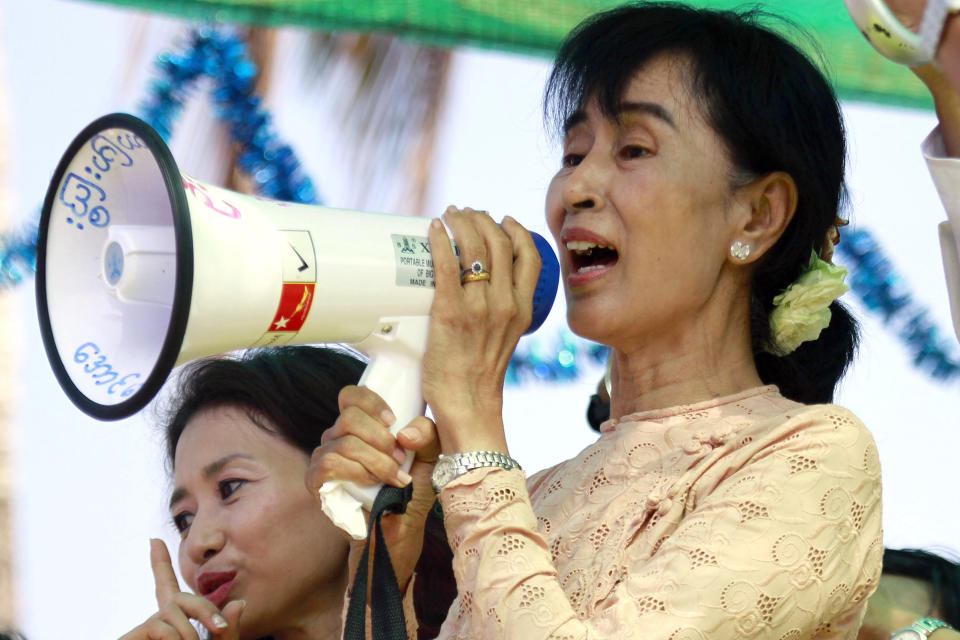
(421, 208, 541, 454)
(306, 386, 441, 593)
(118, 539, 244, 640)
(878, 0, 960, 106)
(882, 0, 926, 30)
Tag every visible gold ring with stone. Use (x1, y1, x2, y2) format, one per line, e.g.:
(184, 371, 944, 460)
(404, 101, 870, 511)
(460, 260, 490, 284)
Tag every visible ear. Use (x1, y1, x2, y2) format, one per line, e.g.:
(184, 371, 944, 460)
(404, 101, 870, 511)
(728, 171, 797, 264)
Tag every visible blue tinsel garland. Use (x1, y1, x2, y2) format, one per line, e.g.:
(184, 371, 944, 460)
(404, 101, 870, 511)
(837, 228, 960, 381)
(0, 218, 37, 289)
(139, 27, 317, 204)
(0, 26, 958, 388)
(1, 26, 317, 291)
(507, 332, 608, 386)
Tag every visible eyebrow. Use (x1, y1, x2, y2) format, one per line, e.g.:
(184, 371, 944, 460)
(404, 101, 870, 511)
(563, 110, 588, 134)
(563, 100, 677, 134)
(169, 453, 256, 510)
(619, 101, 676, 129)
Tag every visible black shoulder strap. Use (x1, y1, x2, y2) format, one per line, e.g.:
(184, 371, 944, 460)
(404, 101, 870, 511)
(344, 483, 414, 640)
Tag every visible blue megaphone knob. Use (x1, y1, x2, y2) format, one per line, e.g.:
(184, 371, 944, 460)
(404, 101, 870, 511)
(527, 231, 560, 334)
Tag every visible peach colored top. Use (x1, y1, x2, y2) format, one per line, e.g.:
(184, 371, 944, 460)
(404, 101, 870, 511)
(434, 385, 882, 640)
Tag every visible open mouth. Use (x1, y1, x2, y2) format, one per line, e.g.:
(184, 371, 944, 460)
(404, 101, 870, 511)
(567, 240, 619, 273)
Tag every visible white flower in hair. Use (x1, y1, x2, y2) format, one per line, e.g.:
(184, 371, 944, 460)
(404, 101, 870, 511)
(767, 250, 850, 355)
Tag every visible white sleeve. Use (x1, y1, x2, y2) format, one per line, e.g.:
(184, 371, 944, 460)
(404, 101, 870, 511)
(922, 126, 960, 343)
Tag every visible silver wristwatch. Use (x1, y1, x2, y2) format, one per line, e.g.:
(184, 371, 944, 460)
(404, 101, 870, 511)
(430, 450, 522, 493)
(890, 617, 954, 640)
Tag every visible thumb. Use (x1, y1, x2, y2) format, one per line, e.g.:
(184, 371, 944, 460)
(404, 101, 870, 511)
(213, 599, 245, 639)
(399, 417, 440, 522)
(397, 415, 440, 464)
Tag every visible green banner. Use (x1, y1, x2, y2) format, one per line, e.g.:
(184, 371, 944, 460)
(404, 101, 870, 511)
(77, 0, 932, 109)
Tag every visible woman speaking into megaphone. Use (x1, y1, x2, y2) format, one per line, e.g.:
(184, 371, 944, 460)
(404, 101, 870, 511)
(307, 4, 883, 638)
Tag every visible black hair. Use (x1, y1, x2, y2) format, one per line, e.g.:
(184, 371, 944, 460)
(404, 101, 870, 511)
(544, 2, 858, 404)
(883, 547, 960, 627)
(162, 345, 366, 469)
(586, 392, 611, 433)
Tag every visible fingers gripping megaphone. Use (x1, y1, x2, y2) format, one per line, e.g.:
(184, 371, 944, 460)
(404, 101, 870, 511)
(36, 113, 560, 538)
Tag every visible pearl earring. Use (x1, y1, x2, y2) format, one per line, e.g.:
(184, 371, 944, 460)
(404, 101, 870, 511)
(730, 240, 751, 261)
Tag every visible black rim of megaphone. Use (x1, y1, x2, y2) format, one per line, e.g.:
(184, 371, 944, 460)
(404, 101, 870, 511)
(36, 112, 194, 421)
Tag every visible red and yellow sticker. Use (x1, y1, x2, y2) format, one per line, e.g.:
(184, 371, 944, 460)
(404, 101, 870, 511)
(250, 230, 318, 348)
(268, 282, 315, 333)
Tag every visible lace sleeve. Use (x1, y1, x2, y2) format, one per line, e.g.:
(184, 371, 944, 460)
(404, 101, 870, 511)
(435, 409, 882, 640)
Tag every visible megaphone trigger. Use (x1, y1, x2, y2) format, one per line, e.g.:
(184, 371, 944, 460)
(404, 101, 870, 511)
(322, 315, 429, 539)
(37, 113, 560, 537)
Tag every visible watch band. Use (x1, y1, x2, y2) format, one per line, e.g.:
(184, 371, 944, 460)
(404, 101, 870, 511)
(892, 617, 954, 639)
(445, 450, 521, 474)
(431, 450, 522, 493)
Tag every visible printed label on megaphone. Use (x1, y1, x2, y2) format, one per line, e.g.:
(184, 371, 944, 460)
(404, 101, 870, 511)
(37, 113, 560, 535)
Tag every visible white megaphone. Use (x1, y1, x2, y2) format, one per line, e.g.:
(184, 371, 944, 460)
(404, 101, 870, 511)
(36, 112, 560, 538)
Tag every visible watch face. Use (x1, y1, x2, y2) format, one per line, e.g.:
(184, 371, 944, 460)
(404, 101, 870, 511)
(431, 456, 457, 491)
(891, 630, 923, 640)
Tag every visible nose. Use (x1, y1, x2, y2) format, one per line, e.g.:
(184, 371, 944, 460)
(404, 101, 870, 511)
(184, 510, 226, 565)
(562, 153, 606, 213)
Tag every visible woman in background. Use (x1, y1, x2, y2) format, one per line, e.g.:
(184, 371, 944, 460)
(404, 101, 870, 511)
(858, 548, 960, 639)
(121, 346, 365, 640)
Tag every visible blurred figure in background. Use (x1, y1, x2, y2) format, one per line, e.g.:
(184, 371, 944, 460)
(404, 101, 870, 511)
(858, 548, 960, 639)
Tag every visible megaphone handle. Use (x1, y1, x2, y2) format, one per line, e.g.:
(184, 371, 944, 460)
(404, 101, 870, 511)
(344, 316, 429, 510)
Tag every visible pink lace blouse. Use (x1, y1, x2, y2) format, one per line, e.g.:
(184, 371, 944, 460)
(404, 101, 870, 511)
(434, 386, 882, 639)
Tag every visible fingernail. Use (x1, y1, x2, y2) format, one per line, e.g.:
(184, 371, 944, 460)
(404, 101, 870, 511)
(213, 614, 228, 629)
(392, 446, 407, 465)
(396, 469, 413, 486)
(380, 409, 396, 426)
(445, 204, 457, 214)
(431, 217, 442, 229)
(400, 427, 420, 444)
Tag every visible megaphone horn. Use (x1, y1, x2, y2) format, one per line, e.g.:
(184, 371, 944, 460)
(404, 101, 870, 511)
(36, 113, 559, 526)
